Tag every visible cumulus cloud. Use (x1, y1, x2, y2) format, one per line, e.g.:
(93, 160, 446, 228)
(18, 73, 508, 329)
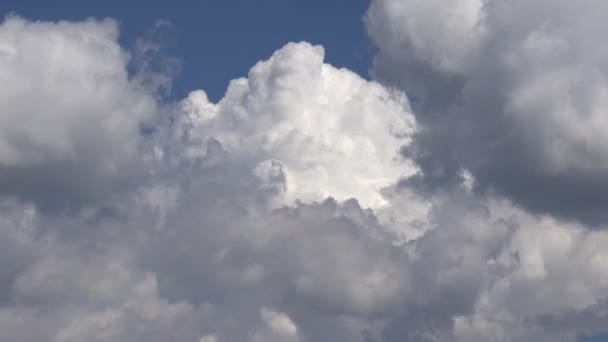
(0, 16, 158, 210)
(0, 13, 607, 342)
(172, 42, 417, 209)
(366, 0, 608, 224)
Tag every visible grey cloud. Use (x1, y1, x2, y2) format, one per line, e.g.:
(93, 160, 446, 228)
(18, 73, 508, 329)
(366, 0, 608, 225)
(533, 298, 608, 336)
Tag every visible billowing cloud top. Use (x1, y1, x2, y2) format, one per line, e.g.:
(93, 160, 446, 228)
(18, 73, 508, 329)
(0, 3, 608, 342)
(173, 42, 416, 208)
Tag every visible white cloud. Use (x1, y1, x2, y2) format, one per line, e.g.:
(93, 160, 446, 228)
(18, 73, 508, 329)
(0, 16, 158, 208)
(251, 308, 298, 342)
(173, 42, 417, 209)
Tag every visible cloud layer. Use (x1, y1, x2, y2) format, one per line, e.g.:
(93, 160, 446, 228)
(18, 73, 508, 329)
(0, 9, 607, 342)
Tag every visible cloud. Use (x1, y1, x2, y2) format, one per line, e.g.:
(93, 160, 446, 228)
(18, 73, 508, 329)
(0, 16, 158, 210)
(366, 0, 608, 224)
(171, 42, 417, 209)
(533, 298, 608, 336)
(251, 308, 299, 342)
(0, 14, 607, 342)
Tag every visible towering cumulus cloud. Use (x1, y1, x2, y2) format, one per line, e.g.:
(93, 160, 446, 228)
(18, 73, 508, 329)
(0, 7, 608, 342)
(172, 42, 417, 209)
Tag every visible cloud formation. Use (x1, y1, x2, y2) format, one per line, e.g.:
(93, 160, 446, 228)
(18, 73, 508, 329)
(0, 11, 607, 342)
(173, 42, 416, 209)
(366, 0, 608, 224)
(0, 17, 159, 210)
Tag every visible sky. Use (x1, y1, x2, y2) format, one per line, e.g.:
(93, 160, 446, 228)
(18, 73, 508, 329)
(1, 1, 608, 341)
(2, 0, 373, 101)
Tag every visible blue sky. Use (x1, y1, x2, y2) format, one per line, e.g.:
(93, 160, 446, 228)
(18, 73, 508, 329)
(2, 0, 372, 101)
